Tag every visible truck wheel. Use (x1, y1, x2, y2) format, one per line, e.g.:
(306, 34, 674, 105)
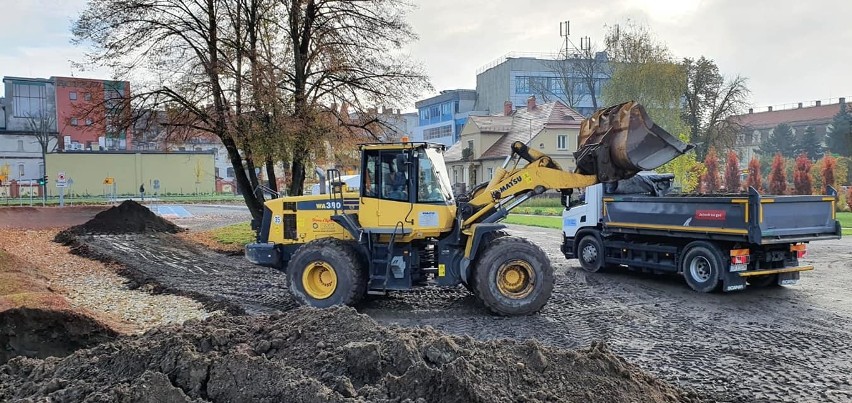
(749, 274, 779, 288)
(287, 239, 366, 308)
(577, 234, 605, 273)
(681, 241, 723, 293)
(474, 236, 553, 316)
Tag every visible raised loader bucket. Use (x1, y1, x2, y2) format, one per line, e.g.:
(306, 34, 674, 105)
(574, 101, 693, 182)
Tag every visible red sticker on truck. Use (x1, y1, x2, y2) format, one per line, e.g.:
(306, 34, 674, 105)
(695, 210, 726, 220)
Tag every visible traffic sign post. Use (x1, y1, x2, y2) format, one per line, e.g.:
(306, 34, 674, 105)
(57, 172, 67, 207)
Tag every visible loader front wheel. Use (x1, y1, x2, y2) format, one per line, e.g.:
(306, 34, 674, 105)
(287, 239, 366, 308)
(474, 236, 553, 316)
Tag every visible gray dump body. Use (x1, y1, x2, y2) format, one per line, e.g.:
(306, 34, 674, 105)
(603, 187, 841, 245)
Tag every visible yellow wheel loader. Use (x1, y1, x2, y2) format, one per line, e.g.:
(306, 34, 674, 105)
(246, 102, 692, 315)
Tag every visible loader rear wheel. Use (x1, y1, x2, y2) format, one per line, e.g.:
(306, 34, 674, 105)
(474, 236, 553, 316)
(287, 239, 366, 308)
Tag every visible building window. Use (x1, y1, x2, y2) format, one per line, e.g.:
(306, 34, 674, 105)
(71, 118, 78, 126)
(557, 135, 567, 150)
(423, 125, 452, 140)
(453, 168, 458, 184)
(85, 118, 93, 126)
(178, 147, 186, 151)
(18, 164, 24, 178)
(39, 163, 44, 177)
(226, 167, 235, 178)
(17, 140, 24, 152)
(69, 91, 77, 100)
(441, 102, 452, 117)
(487, 167, 493, 180)
(12, 83, 46, 117)
(515, 76, 530, 94)
(84, 92, 92, 101)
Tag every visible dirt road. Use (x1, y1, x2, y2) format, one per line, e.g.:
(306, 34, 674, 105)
(62, 221, 852, 402)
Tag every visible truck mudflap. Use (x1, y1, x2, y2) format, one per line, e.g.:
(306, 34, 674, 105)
(723, 265, 813, 291)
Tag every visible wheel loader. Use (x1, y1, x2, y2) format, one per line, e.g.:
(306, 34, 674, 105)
(246, 102, 693, 315)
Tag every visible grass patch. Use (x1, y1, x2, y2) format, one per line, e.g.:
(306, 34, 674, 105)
(502, 215, 562, 229)
(511, 206, 564, 216)
(209, 222, 255, 245)
(837, 212, 852, 229)
(518, 197, 563, 208)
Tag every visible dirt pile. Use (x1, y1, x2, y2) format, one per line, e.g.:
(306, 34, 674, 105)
(0, 308, 117, 365)
(55, 200, 182, 242)
(0, 307, 701, 403)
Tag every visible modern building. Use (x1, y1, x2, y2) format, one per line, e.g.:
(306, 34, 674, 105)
(474, 52, 609, 118)
(731, 98, 847, 163)
(444, 97, 585, 190)
(53, 76, 132, 151)
(412, 89, 480, 146)
(0, 76, 59, 182)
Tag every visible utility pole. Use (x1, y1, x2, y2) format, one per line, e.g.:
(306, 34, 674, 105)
(559, 21, 570, 59)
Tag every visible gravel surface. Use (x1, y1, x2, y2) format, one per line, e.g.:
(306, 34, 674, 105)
(0, 229, 215, 334)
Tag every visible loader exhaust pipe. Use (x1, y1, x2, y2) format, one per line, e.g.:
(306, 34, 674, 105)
(315, 168, 327, 195)
(574, 101, 693, 182)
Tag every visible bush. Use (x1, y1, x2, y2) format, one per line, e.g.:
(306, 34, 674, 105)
(847, 187, 852, 211)
(702, 147, 720, 192)
(746, 157, 762, 192)
(793, 153, 813, 195)
(724, 150, 741, 192)
(768, 153, 787, 195)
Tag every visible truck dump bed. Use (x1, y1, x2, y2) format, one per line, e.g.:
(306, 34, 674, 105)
(602, 187, 841, 244)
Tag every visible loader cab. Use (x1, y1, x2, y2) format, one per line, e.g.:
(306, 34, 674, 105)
(358, 142, 456, 237)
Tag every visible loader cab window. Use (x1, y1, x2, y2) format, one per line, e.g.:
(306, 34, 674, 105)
(417, 152, 446, 203)
(361, 150, 410, 202)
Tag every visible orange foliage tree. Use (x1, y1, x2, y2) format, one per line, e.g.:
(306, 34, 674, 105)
(702, 147, 720, 192)
(724, 150, 741, 192)
(768, 153, 787, 195)
(746, 157, 762, 192)
(793, 153, 813, 195)
(821, 155, 837, 193)
(847, 187, 852, 210)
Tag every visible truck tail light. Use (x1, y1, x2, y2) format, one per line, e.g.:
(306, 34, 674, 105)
(790, 243, 807, 258)
(730, 249, 750, 265)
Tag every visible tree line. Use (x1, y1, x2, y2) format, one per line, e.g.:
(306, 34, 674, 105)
(72, 0, 430, 219)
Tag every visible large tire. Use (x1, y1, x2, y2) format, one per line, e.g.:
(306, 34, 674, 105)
(577, 234, 605, 273)
(473, 236, 554, 316)
(681, 241, 723, 293)
(464, 230, 509, 294)
(287, 239, 366, 308)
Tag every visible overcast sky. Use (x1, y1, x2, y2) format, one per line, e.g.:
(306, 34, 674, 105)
(2, 0, 850, 112)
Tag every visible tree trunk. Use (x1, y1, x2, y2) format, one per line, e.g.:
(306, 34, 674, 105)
(265, 156, 278, 193)
(222, 136, 263, 219)
(289, 147, 307, 196)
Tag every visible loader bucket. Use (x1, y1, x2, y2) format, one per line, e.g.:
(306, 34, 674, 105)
(574, 101, 693, 182)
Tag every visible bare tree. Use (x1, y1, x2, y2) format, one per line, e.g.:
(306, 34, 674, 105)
(682, 57, 750, 157)
(24, 111, 58, 177)
(278, 0, 429, 195)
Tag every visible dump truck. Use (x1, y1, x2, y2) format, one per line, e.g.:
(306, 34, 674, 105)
(562, 174, 842, 292)
(246, 102, 692, 315)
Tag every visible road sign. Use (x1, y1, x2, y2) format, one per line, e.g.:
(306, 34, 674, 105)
(104, 177, 114, 185)
(57, 171, 67, 188)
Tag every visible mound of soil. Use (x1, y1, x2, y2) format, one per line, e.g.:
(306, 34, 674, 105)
(0, 307, 701, 403)
(55, 200, 183, 242)
(0, 308, 118, 365)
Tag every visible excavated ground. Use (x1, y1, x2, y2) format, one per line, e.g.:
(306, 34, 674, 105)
(4, 203, 851, 402)
(0, 307, 699, 403)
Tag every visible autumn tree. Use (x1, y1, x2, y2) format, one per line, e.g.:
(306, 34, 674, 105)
(702, 147, 720, 192)
(681, 56, 750, 158)
(768, 153, 787, 194)
(746, 157, 762, 192)
(793, 153, 813, 195)
(821, 154, 837, 192)
(602, 20, 687, 135)
(723, 150, 741, 192)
